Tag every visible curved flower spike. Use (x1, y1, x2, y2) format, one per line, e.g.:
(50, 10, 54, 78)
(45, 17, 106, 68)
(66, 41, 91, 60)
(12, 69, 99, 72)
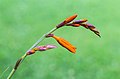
(51, 35, 76, 53)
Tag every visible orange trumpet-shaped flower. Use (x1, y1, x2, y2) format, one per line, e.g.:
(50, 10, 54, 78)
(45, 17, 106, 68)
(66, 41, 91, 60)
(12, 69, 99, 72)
(52, 35, 76, 53)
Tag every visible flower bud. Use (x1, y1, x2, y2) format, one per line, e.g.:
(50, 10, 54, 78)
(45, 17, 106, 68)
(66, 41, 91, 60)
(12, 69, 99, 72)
(52, 35, 76, 53)
(27, 45, 57, 55)
(46, 45, 57, 49)
(36, 46, 47, 51)
(80, 23, 89, 29)
(86, 23, 101, 37)
(81, 23, 101, 37)
(72, 19, 88, 24)
(56, 21, 66, 28)
(66, 23, 81, 27)
(27, 50, 35, 55)
(46, 34, 54, 38)
(56, 14, 77, 28)
(65, 14, 77, 23)
(36, 45, 57, 51)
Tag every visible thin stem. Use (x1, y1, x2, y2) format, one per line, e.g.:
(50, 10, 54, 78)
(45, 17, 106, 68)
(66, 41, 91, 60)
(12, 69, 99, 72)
(26, 27, 57, 53)
(7, 53, 27, 79)
(7, 27, 57, 79)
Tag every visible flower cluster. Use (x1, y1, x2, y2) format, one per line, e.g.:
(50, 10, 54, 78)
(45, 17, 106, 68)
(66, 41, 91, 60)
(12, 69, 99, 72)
(45, 14, 100, 54)
(27, 14, 100, 55)
(56, 14, 100, 37)
(7, 14, 101, 79)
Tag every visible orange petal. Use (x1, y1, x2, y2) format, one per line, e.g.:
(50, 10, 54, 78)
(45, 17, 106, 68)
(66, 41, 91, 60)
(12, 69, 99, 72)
(65, 14, 77, 23)
(59, 38, 76, 49)
(52, 35, 76, 53)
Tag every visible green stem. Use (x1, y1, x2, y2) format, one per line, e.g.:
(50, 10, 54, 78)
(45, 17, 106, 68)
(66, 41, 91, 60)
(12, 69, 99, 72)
(7, 27, 57, 79)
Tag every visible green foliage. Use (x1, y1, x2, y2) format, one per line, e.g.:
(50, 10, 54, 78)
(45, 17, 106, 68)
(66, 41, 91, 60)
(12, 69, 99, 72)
(0, 0, 120, 79)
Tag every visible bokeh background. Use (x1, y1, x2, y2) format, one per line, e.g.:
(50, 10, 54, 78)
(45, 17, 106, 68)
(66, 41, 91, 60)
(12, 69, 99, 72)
(0, 0, 120, 79)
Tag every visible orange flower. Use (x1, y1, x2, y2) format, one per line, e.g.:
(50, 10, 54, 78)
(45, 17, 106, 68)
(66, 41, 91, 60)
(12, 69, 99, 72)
(65, 14, 77, 23)
(52, 35, 76, 53)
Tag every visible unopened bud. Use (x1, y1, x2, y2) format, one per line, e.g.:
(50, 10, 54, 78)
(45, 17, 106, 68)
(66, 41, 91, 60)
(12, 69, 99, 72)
(66, 23, 81, 27)
(73, 19, 88, 24)
(46, 34, 54, 38)
(56, 21, 66, 28)
(36, 46, 47, 51)
(36, 45, 57, 51)
(52, 35, 76, 53)
(86, 23, 101, 37)
(65, 14, 77, 23)
(56, 14, 77, 28)
(46, 45, 57, 49)
(81, 23, 101, 37)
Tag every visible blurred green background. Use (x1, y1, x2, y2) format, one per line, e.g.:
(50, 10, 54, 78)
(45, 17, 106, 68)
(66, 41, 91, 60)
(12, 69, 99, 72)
(0, 0, 120, 79)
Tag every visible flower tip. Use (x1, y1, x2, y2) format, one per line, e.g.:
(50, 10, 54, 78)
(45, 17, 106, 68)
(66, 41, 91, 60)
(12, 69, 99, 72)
(70, 47, 76, 53)
(71, 50, 76, 54)
(46, 45, 57, 49)
(74, 14, 78, 17)
(96, 32, 101, 38)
